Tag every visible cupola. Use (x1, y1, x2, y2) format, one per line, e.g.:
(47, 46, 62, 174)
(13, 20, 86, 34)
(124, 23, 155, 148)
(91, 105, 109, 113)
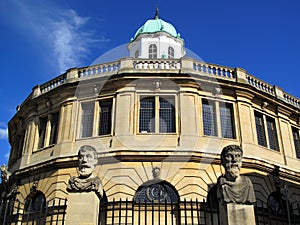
(128, 8, 186, 59)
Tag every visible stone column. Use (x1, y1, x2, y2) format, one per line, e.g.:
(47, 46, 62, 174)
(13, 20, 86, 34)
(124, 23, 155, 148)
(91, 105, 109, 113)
(65, 192, 101, 225)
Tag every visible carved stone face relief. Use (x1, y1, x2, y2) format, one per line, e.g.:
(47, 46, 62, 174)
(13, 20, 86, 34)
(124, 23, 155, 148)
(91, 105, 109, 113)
(67, 145, 103, 197)
(78, 146, 98, 178)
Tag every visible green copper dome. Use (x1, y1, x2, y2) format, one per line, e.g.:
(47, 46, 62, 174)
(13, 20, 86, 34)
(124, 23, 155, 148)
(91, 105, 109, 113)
(131, 9, 181, 41)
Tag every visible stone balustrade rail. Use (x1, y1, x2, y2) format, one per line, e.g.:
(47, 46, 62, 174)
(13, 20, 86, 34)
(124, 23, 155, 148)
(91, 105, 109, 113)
(133, 59, 181, 70)
(40, 74, 67, 94)
(246, 74, 275, 96)
(193, 61, 235, 80)
(34, 57, 299, 110)
(78, 61, 120, 78)
(283, 92, 300, 108)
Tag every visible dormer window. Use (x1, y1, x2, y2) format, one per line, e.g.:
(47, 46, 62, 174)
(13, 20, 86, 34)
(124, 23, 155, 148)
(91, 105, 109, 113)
(168, 46, 174, 59)
(149, 44, 157, 59)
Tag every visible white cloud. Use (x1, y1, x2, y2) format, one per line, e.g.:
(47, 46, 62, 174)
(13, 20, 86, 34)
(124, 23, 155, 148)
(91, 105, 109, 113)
(51, 9, 109, 72)
(0, 128, 8, 140)
(3, 1, 109, 73)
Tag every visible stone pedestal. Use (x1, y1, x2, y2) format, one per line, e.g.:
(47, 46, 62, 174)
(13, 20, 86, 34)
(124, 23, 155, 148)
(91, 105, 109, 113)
(220, 203, 256, 225)
(65, 192, 100, 225)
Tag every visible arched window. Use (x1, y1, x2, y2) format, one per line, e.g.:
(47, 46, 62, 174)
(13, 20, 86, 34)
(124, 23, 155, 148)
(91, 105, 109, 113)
(168, 46, 174, 59)
(134, 180, 179, 203)
(135, 50, 139, 58)
(149, 44, 157, 59)
(25, 191, 46, 212)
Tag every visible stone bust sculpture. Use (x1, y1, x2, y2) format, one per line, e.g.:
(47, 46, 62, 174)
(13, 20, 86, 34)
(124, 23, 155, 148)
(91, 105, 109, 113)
(67, 145, 103, 197)
(217, 145, 256, 205)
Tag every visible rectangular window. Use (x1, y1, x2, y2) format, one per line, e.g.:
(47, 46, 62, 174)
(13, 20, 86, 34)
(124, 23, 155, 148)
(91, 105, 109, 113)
(98, 100, 112, 135)
(16, 132, 25, 159)
(254, 111, 279, 151)
(38, 117, 47, 149)
(266, 117, 279, 151)
(80, 102, 95, 138)
(202, 99, 235, 139)
(159, 97, 175, 133)
(139, 96, 176, 133)
(202, 99, 217, 136)
(292, 127, 300, 159)
(220, 103, 235, 139)
(255, 112, 267, 147)
(139, 97, 155, 133)
(49, 112, 59, 145)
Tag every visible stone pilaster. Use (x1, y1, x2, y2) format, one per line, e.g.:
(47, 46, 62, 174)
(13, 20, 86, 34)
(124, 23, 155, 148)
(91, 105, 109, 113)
(65, 192, 101, 225)
(220, 203, 256, 225)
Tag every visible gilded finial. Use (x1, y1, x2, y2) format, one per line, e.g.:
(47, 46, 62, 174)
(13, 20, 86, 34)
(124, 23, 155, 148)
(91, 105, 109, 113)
(155, 6, 159, 19)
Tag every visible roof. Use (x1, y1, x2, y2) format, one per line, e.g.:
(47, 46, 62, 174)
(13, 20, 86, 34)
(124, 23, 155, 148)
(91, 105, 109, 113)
(131, 8, 182, 41)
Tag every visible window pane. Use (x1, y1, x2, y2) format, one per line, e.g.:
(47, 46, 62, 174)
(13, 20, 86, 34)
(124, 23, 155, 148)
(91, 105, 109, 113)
(99, 100, 112, 135)
(292, 128, 300, 158)
(139, 97, 155, 133)
(168, 46, 174, 59)
(255, 112, 267, 147)
(38, 117, 47, 149)
(80, 103, 94, 138)
(149, 44, 157, 59)
(159, 97, 175, 133)
(15, 132, 25, 160)
(202, 100, 217, 136)
(50, 112, 59, 145)
(220, 103, 235, 139)
(266, 116, 279, 151)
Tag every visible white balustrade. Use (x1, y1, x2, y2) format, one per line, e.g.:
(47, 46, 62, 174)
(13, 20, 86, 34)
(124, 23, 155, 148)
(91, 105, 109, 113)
(283, 93, 300, 108)
(40, 74, 67, 93)
(246, 75, 275, 96)
(133, 59, 181, 70)
(78, 61, 120, 78)
(193, 61, 234, 79)
(36, 57, 300, 110)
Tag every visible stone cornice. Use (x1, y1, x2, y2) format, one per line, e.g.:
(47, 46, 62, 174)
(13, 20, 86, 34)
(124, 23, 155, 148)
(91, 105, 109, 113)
(9, 150, 300, 184)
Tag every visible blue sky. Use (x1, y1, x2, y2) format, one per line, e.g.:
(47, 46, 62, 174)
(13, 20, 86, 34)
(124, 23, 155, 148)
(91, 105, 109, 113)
(0, 0, 299, 165)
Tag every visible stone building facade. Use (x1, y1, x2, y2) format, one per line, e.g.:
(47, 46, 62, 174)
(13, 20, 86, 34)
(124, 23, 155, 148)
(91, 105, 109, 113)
(1, 10, 300, 225)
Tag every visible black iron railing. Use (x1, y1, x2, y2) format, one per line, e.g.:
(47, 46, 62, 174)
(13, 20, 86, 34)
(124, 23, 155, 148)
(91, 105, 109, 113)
(1, 197, 300, 224)
(0, 198, 67, 225)
(99, 199, 220, 225)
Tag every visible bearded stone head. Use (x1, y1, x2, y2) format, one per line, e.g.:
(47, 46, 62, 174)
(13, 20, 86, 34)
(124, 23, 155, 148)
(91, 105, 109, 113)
(221, 145, 243, 181)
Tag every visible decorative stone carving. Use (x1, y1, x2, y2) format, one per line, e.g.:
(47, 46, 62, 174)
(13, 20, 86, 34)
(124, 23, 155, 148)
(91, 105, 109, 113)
(146, 167, 168, 202)
(1, 165, 10, 183)
(134, 167, 179, 203)
(217, 145, 256, 205)
(67, 145, 103, 197)
(0, 165, 19, 200)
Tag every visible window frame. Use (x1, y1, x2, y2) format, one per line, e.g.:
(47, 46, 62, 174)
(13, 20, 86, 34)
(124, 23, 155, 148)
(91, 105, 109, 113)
(35, 111, 60, 150)
(49, 112, 59, 145)
(149, 44, 157, 59)
(138, 95, 177, 134)
(79, 102, 95, 138)
(254, 110, 280, 151)
(201, 98, 236, 139)
(168, 46, 174, 59)
(292, 127, 300, 159)
(37, 116, 47, 149)
(78, 98, 114, 139)
(135, 50, 139, 58)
